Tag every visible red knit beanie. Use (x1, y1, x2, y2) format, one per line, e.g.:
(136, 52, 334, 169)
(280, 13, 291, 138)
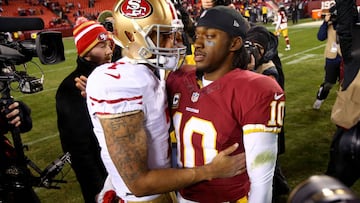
(73, 19, 111, 57)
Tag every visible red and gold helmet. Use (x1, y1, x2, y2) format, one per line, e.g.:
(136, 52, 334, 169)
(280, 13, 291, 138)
(113, 0, 186, 70)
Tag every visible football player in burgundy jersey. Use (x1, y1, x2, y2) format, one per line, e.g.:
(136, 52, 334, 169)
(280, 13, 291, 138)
(85, 0, 246, 202)
(167, 6, 285, 203)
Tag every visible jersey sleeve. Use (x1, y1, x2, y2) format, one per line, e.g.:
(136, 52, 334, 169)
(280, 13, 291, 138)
(86, 62, 149, 116)
(238, 75, 283, 203)
(275, 13, 281, 30)
(238, 76, 285, 135)
(244, 131, 278, 203)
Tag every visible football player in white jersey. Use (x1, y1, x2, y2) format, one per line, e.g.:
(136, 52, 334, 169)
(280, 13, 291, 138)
(85, 0, 246, 202)
(274, 6, 291, 51)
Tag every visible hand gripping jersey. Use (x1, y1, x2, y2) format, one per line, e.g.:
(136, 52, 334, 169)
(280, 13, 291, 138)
(167, 67, 285, 202)
(86, 58, 171, 201)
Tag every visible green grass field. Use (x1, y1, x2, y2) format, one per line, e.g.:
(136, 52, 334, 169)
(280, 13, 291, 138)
(6, 19, 360, 202)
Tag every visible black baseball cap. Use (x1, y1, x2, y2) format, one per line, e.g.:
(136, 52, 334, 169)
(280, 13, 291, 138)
(196, 6, 249, 38)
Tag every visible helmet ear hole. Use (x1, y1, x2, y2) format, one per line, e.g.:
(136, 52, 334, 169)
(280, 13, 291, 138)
(125, 31, 134, 42)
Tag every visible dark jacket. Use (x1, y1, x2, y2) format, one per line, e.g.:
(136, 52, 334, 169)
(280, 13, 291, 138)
(0, 101, 35, 202)
(334, 0, 359, 90)
(56, 56, 107, 203)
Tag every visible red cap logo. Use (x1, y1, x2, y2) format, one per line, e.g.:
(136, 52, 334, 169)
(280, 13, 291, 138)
(120, 0, 153, 19)
(98, 32, 108, 41)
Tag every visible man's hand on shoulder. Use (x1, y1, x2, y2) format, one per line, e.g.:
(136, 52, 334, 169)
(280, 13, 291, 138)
(75, 75, 88, 98)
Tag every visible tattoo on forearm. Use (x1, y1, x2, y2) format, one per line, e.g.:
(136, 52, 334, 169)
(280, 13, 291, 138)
(100, 112, 148, 185)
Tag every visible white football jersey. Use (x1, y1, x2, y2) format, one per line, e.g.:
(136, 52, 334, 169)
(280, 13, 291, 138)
(86, 57, 171, 201)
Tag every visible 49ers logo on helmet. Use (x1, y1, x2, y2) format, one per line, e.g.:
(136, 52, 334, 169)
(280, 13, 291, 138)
(120, 0, 153, 18)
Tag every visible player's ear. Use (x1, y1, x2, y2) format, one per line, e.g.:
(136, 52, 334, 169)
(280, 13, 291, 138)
(229, 36, 243, 52)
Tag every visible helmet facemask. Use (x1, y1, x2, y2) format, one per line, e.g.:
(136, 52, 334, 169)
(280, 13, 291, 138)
(137, 19, 187, 71)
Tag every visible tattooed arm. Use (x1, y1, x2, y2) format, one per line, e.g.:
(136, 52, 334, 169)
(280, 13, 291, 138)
(99, 110, 245, 197)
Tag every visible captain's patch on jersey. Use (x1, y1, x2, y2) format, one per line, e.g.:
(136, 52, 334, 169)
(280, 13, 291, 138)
(172, 93, 181, 109)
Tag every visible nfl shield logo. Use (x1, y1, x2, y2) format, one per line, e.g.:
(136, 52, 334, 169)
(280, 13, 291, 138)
(191, 92, 199, 102)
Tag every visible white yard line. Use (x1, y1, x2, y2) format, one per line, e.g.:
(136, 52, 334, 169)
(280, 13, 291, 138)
(25, 133, 59, 146)
(285, 54, 318, 65)
(281, 44, 325, 61)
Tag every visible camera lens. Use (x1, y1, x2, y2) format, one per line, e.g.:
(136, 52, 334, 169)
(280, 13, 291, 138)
(36, 32, 65, 65)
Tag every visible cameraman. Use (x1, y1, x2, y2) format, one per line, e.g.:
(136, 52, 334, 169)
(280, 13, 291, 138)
(0, 100, 35, 202)
(312, 6, 342, 110)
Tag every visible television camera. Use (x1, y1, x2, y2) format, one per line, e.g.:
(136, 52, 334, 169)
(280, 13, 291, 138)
(0, 16, 70, 202)
(321, 4, 337, 23)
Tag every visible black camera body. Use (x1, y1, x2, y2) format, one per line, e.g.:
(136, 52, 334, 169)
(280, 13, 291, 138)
(244, 40, 261, 68)
(244, 41, 260, 58)
(329, 4, 337, 22)
(0, 31, 65, 65)
(0, 17, 70, 202)
(321, 5, 337, 24)
(0, 30, 65, 94)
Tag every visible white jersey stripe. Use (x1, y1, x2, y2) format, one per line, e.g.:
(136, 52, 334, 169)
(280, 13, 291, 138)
(89, 95, 143, 104)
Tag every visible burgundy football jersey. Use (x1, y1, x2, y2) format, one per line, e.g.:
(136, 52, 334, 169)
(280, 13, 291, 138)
(167, 67, 285, 202)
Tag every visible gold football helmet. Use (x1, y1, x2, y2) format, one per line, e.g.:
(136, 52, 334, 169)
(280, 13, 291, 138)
(113, 0, 186, 70)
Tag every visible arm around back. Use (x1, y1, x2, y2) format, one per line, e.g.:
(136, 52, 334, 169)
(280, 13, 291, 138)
(98, 110, 245, 197)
